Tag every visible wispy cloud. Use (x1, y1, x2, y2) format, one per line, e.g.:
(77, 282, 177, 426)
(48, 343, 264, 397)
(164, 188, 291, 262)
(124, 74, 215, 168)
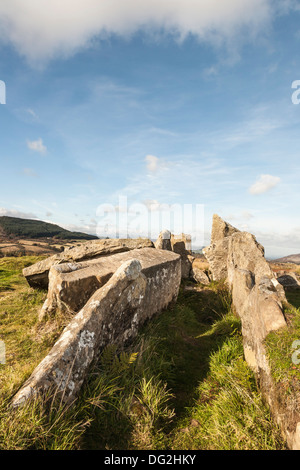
(27, 138, 47, 155)
(26, 108, 39, 121)
(222, 112, 284, 146)
(22, 167, 37, 177)
(249, 174, 281, 195)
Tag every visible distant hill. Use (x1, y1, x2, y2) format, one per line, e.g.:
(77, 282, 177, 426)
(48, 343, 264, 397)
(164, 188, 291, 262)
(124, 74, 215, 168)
(272, 253, 300, 265)
(0, 216, 98, 240)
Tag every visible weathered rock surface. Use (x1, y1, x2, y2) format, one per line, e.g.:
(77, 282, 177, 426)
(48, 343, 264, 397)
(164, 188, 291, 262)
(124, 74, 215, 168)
(13, 251, 181, 406)
(39, 248, 179, 320)
(23, 238, 154, 289)
(211, 213, 239, 244)
(227, 231, 273, 287)
(277, 273, 300, 289)
(191, 258, 210, 285)
(154, 230, 194, 279)
(171, 238, 193, 279)
(204, 214, 300, 450)
(203, 214, 240, 281)
(154, 230, 172, 251)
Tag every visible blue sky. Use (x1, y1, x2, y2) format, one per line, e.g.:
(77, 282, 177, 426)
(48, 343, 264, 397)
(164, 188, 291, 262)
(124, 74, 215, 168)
(0, 0, 300, 258)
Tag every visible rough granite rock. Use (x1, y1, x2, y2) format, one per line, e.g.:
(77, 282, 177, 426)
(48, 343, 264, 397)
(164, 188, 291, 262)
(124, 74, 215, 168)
(13, 252, 181, 406)
(227, 231, 273, 287)
(204, 214, 300, 450)
(39, 247, 180, 320)
(202, 214, 240, 281)
(277, 273, 300, 289)
(191, 258, 210, 285)
(210, 213, 239, 244)
(23, 238, 154, 289)
(171, 239, 193, 279)
(154, 230, 172, 251)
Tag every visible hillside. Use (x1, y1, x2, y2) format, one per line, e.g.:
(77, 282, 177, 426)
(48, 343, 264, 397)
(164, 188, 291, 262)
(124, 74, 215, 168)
(0, 216, 98, 241)
(273, 253, 300, 265)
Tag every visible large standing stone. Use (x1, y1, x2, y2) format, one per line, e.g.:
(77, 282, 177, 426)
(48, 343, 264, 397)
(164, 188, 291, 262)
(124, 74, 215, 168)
(12, 251, 181, 406)
(203, 214, 240, 281)
(23, 238, 154, 289)
(204, 214, 300, 450)
(210, 213, 239, 243)
(227, 231, 273, 287)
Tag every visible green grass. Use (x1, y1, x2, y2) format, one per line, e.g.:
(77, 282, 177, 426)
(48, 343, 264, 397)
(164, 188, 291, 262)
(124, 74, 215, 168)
(80, 282, 285, 450)
(286, 290, 300, 309)
(263, 297, 300, 442)
(0, 259, 287, 450)
(265, 299, 300, 385)
(0, 256, 69, 399)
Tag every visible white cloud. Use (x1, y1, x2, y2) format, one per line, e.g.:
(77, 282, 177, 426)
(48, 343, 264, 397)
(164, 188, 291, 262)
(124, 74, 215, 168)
(0, 207, 38, 219)
(145, 155, 159, 173)
(249, 174, 281, 195)
(27, 138, 47, 155)
(0, 0, 274, 63)
(226, 211, 254, 222)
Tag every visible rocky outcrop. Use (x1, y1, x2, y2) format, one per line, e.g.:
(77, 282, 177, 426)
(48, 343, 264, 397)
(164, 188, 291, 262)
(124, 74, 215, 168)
(204, 214, 300, 450)
(203, 214, 240, 281)
(23, 238, 154, 289)
(227, 231, 273, 287)
(13, 251, 181, 406)
(39, 248, 179, 320)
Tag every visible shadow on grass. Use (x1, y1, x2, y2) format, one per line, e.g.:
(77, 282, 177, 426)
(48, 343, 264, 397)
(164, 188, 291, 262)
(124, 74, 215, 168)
(286, 289, 300, 309)
(82, 283, 238, 450)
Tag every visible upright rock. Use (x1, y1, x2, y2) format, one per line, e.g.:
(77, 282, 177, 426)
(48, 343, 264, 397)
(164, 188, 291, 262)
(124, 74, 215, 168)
(227, 231, 273, 288)
(203, 214, 239, 281)
(203, 214, 300, 450)
(171, 240, 193, 279)
(211, 213, 239, 243)
(154, 230, 172, 251)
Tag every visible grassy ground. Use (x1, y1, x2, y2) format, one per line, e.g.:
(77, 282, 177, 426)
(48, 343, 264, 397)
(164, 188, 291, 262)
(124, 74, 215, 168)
(265, 292, 300, 389)
(0, 256, 286, 450)
(81, 283, 285, 450)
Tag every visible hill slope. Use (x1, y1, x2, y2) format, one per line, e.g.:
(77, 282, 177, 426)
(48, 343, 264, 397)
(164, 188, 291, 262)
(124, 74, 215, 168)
(0, 216, 98, 240)
(273, 254, 300, 265)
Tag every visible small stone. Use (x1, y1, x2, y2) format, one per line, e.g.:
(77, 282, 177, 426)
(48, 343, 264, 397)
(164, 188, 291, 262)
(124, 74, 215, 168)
(190, 419, 200, 427)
